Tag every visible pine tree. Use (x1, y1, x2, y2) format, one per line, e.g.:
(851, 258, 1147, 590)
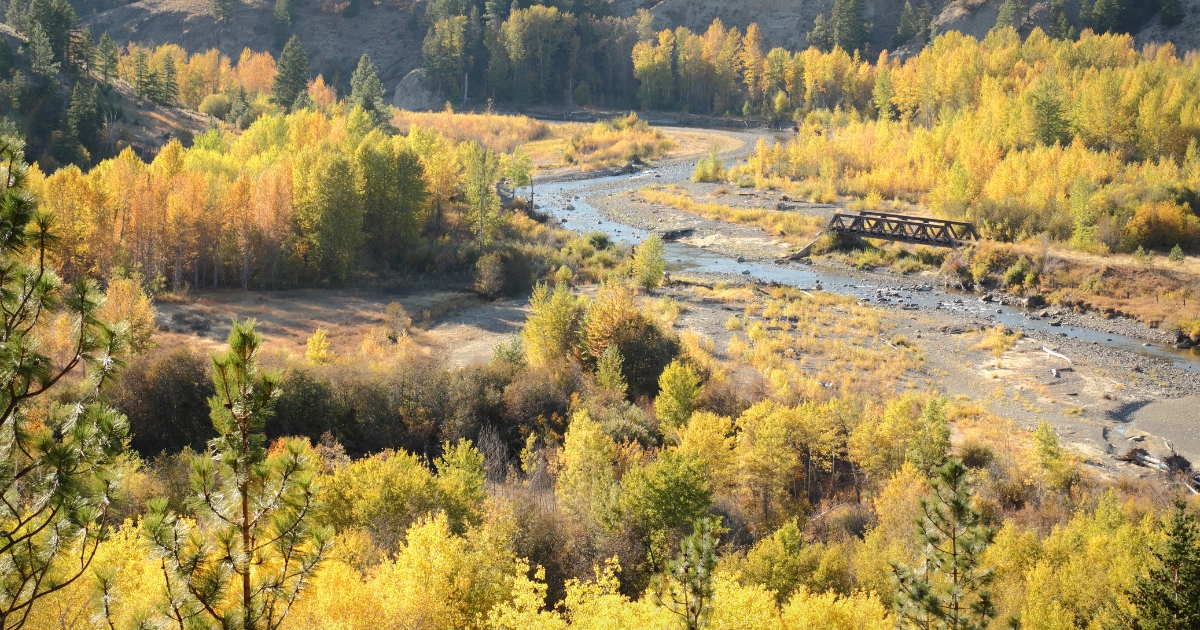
(1159, 0, 1183, 26)
(272, 0, 291, 48)
(1031, 81, 1069, 146)
(349, 53, 386, 124)
(4, 0, 23, 31)
(831, 0, 870, 53)
(272, 35, 310, 110)
(27, 21, 58, 77)
(893, 458, 996, 630)
(1050, 0, 1071, 38)
(918, 0, 933, 42)
(141, 320, 331, 630)
(97, 31, 117, 83)
(76, 28, 94, 75)
(159, 53, 178, 105)
(895, 0, 918, 46)
(1127, 499, 1200, 628)
(132, 47, 149, 97)
(807, 7, 834, 52)
(994, 0, 1018, 30)
(596, 344, 628, 396)
(213, 0, 234, 22)
(653, 518, 719, 630)
(66, 79, 101, 160)
(0, 136, 131, 629)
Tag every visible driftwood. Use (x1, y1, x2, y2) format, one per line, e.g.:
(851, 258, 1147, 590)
(1042, 346, 1073, 364)
(1119, 448, 1200, 494)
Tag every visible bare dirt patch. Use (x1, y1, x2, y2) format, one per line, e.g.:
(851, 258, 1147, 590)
(153, 287, 532, 368)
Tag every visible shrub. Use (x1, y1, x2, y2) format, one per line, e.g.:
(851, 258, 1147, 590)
(107, 346, 215, 456)
(502, 362, 582, 435)
(474, 251, 507, 299)
(692, 144, 726, 182)
(1168, 244, 1184, 262)
(474, 248, 534, 299)
(198, 93, 231, 119)
(633, 234, 666, 289)
(655, 359, 702, 427)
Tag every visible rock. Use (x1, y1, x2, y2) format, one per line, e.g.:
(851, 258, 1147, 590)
(1038, 309, 1051, 318)
(1049, 320, 1062, 326)
(658, 227, 694, 241)
(775, 202, 792, 210)
(736, 256, 745, 263)
(742, 270, 751, 275)
(980, 293, 994, 303)
(1022, 295, 1045, 308)
(392, 69, 444, 111)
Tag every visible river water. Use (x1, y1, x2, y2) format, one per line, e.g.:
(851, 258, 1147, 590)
(523, 162, 1200, 375)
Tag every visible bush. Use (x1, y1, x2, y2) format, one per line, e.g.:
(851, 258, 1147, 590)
(633, 234, 665, 289)
(473, 248, 535, 299)
(107, 346, 215, 456)
(199, 93, 232, 119)
(503, 361, 582, 436)
(692, 144, 726, 182)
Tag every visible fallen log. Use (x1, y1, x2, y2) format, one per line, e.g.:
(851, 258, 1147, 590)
(1042, 346, 1072, 364)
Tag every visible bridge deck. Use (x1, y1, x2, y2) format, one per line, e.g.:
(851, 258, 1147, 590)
(827, 211, 979, 247)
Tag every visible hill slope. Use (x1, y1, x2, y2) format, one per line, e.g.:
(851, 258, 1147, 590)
(86, 0, 423, 95)
(83, 0, 1200, 105)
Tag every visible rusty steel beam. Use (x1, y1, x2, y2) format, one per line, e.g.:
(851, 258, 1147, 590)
(826, 211, 979, 248)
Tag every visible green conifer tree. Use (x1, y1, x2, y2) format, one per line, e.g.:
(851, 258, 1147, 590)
(893, 458, 996, 630)
(895, 0, 918, 45)
(831, 0, 870, 53)
(350, 53, 386, 124)
(1050, 0, 1071, 38)
(132, 47, 149, 97)
(1159, 0, 1183, 26)
(807, 6, 834, 52)
(272, 0, 291, 48)
(27, 21, 58, 77)
(0, 135, 131, 629)
(596, 344, 628, 396)
(272, 35, 310, 110)
(159, 54, 178, 105)
(994, 0, 1018, 30)
(4, 0, 24, 32)
(140, 320, 331, 630)
(97, 31, 117, 83)
(76, 28, 94, 75)
(1127, 499, 1200, 628)
(653, 517, 719, 630)
(66, 79, 101, 161)
(213, 0, 234, 22)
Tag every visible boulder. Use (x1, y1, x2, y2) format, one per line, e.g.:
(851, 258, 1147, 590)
(392, 69, 444, 112)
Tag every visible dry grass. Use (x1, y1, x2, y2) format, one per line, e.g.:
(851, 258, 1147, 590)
(725, 287, 921, 403)
(638, 186, 825, 243)
(956, 241, 1200, 331)
(391, 108, 549, 153)
(974, 325, 1022, 364)
(559, 114, 672, 171)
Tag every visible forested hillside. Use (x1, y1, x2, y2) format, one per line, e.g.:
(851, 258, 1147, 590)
(0, 0, 1198, 626)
